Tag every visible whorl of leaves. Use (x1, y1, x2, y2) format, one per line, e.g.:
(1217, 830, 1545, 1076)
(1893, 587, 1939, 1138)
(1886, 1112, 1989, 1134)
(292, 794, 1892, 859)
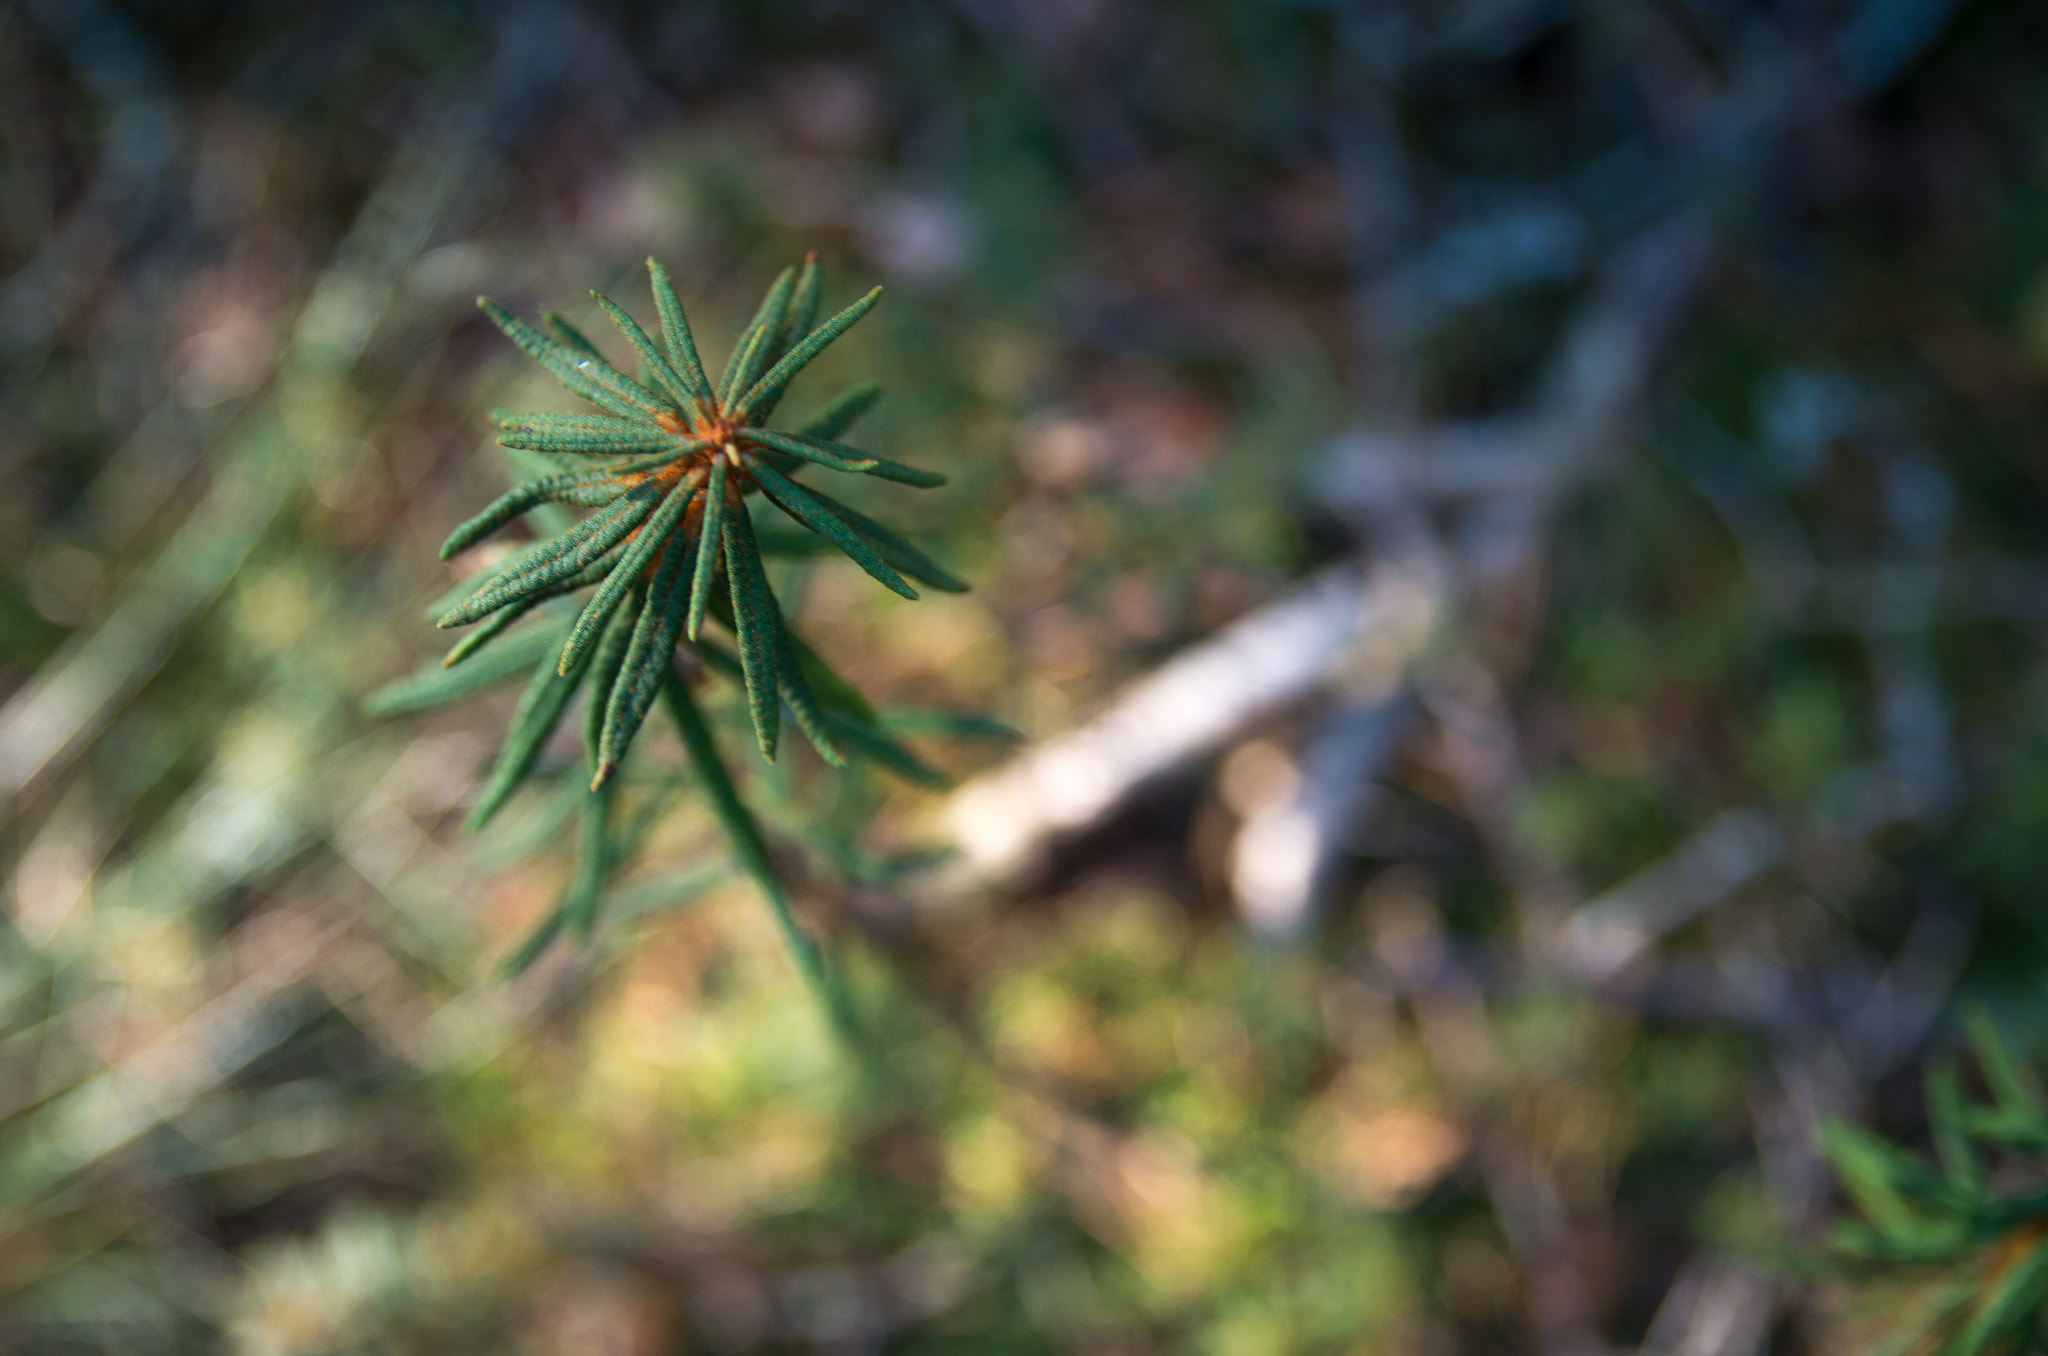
(437, 254, 957, 791)
(366, 256, 999, 1003)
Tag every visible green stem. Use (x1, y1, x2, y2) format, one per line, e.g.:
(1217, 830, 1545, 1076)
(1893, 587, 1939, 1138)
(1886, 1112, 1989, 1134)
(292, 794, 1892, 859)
(500, 780, 615, 976)
(661, 669, 858, 1043)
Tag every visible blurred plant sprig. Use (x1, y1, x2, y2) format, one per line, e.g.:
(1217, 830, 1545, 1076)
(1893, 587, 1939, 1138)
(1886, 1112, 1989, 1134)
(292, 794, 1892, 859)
(367, 255, 979, 1029)
(1820, 1010, 2048, 1356)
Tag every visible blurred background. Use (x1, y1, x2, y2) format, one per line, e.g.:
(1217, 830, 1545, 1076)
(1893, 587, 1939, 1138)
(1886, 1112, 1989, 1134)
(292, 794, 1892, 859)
(3, 0, 2047, 1351)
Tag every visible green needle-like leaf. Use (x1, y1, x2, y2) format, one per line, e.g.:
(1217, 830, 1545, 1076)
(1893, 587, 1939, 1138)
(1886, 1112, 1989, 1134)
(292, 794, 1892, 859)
(496, 427, 694, 457)
(780, 253, 822, 350)
(721, 502, 782, 760)
(750, 461, 917, 599)
(721, 265, 796, 406)
(593, 290, 699, 414)
(796, 381, 881, 441)
(440, 485, 663, 626)
(1970, 1006, 2046, 1119)
(479, 298, 672, 419)
(468, 628, 594, 831)
(492, 411, 660, 438)
(735, 285, 883, 423)
(1927, 1059, 1985, 1194)
(744, 427, 944, 486)
(773, 625, 844, 766)
(801, 483, 967, 591)
(364, 625, 562, 717)
(544, 311, 604, 360)
(598, 528, 694, 785)
(741, 427, 880, 474)
(877, 709, 1022, 740)
(504, 782, 618, 973)
(823, 710, 949, 788)
(581, 586, 643, 777)
(439, 469, 632, 561)
(558, 473, 701, 675)
(688, 459, 728, 642)
(566, 781, 618, 938)
(646, 257, 713, 408)
(661, 672, 856, 1039)
(441, 562, 607, 667)
(786, 633, 876, 721)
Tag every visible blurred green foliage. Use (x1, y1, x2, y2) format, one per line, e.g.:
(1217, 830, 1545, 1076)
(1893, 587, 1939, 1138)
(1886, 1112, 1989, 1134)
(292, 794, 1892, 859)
(3, 2, 2048, 1353)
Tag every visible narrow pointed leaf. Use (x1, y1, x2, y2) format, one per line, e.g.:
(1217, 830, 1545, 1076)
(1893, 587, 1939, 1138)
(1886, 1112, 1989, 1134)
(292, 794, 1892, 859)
(607, 864, 726, 922)
(545, 311, 603, 360)
(693, 606, 845, 767)
(492, 411, 661, 438)
(877, 709, 1022, 740)
(745, 427, 944, 486)
(755, 526, 829, 555)
(440, 486, 663, 626)
(497, 427, 694, 457)
(751, 461, 917, 599)
(646, 257, 713, 405)
(688, 460, 728, 642)
(441, 562, 607, 667)
(660, 673, 856, 1039)
(774, 626, 844, 766)
(799, 483, 967, 591)
(780, 253, 823, 350)
(558, 473, 700, 675)
(439, 471, 627, 561)
(565, 782, 618, 939)
(438, 514, 623, 625)
(364, 626, 561, 717)
(594, 290, 699, 413)
(721, 503, 781, 759)
(581, 586, 643, 781)
(741, 427, 879, 474)
(1926, 1058, 1983, 1193)
(823, 711, 949, 788)
(796, 381, 881, 441)
(735, 285, 882, 423)
(748, 254, 824, 423)
(599, 530, 695, 782)
(1970, 1006, 2046, 1118)
(503, 901, 568, 977)
(786, 633, 876, 721)
(467, 630, 594, 831)
(720, 265, 796, 406)
(480, 297, 672, 418)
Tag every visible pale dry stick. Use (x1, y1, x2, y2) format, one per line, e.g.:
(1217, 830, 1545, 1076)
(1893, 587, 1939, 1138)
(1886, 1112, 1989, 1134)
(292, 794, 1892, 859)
(1561, 809, 1791, 985)
(942, 225, 1706, 894)
(1229, 694, 1415, 938)
(1636, 1263, 1777, 1356)
(942, 556, 1443, 884)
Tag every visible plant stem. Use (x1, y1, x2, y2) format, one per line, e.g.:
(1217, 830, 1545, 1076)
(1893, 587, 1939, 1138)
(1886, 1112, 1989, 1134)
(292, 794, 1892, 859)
(661, 669, 859, 1043)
